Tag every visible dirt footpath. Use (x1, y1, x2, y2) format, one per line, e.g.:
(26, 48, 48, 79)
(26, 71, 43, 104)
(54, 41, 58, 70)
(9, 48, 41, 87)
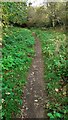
(21, 33, 48, 118)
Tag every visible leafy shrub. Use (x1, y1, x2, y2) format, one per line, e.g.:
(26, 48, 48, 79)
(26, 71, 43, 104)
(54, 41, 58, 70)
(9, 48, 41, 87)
(1, 2, 27, 26)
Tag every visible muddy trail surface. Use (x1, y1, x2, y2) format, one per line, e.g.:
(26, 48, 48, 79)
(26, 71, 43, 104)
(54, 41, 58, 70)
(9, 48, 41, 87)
(21, 33, 48, 118)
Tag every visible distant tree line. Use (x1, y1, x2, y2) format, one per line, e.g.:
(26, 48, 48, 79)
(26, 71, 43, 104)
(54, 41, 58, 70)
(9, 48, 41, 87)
(1, 2, 68, 30)
(27, 2, 68, 29)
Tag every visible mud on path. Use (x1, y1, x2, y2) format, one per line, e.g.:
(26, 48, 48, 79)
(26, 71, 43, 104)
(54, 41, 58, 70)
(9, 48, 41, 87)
(21, 33, 48, 118)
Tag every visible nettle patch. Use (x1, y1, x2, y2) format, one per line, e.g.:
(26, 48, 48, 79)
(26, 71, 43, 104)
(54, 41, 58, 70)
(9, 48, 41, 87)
(36, 29, 68, 119)
(2, 27, 35, 119)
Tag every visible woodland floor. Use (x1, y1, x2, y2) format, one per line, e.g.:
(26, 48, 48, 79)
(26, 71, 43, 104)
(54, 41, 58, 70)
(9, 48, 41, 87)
(21, 33, 48, 118)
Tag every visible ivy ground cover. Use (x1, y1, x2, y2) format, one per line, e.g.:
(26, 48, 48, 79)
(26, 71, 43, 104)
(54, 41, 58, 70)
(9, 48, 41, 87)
(2, 27, 35, 119)
(35, 29, 68, 119)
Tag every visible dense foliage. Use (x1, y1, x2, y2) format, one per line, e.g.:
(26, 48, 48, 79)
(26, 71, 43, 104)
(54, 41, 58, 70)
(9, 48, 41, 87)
(2, 27, 35, 119)
(2, 2, 27, 26)
(35, 29, 68, 119)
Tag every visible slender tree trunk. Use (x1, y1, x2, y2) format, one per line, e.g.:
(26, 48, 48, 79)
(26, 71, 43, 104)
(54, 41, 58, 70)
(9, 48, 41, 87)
(52, 19, 55, 28)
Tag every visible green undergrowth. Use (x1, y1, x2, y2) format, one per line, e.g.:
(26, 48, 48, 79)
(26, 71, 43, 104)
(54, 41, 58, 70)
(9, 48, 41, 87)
(2, 27, 35, 119)
(35, 29, 68, 119)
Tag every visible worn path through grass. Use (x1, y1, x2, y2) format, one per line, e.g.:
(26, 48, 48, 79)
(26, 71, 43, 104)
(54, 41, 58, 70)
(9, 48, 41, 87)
(21, 33, 48, 118)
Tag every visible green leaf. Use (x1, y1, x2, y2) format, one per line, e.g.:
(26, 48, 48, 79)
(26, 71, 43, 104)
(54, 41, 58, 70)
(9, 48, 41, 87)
(54, 112, 62, 118)
(47, 113, 54, 118)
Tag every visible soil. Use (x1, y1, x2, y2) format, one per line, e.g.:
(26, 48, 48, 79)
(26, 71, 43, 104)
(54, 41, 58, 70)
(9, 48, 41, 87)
(21, 33, 48, 118)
